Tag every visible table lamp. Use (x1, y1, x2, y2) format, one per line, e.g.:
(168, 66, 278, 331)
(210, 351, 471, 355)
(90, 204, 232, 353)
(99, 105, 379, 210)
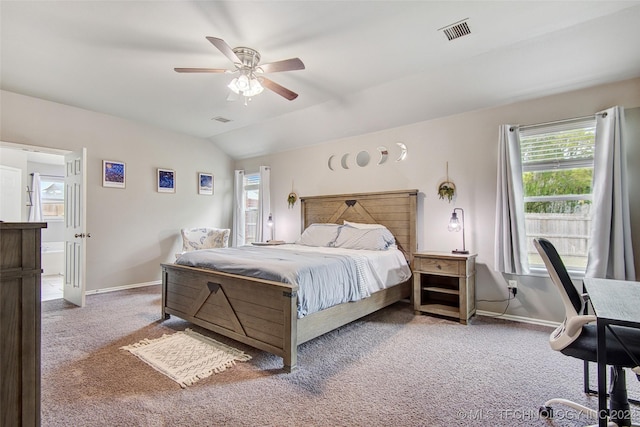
(448, 208, 469, 254)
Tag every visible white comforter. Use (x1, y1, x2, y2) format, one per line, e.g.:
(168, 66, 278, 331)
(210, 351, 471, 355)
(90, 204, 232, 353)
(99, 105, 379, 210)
(175, 244, 411, 318)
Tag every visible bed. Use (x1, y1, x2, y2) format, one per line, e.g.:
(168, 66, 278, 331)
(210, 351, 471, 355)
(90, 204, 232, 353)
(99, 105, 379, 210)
(161, 189, 418, 371)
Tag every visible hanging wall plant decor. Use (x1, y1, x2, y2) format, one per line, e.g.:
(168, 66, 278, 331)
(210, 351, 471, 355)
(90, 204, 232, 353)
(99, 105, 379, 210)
(438, 181, 456, 202)
(437, 162, 457, 203)
(287, 192, 298, 208)
(287, 181, 298, 208)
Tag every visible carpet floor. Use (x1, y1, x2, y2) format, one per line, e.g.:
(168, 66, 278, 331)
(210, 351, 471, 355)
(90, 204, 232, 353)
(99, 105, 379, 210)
(41, 285, 640, 426)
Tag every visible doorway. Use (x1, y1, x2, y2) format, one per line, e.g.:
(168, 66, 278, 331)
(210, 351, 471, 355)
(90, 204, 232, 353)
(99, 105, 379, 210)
(0, 142, 86, 304)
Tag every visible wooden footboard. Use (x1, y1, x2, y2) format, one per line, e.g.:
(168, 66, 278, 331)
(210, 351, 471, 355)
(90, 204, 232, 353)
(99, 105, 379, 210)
(162, 263, 299, 371)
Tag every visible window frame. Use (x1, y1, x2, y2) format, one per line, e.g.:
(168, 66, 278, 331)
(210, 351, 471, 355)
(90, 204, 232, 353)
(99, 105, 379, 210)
(243, 172, 260, 244)
(519, 117, 596, 273)
(39, 175, 65, 221)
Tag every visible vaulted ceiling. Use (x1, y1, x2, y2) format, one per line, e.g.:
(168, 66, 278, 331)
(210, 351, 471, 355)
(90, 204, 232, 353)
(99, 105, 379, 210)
(2, 1, 640, 159)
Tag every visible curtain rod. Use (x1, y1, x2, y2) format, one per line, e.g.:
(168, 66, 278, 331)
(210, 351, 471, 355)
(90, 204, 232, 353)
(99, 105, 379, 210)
(30, 173, 64, 178)
(519, 112, 607, 130)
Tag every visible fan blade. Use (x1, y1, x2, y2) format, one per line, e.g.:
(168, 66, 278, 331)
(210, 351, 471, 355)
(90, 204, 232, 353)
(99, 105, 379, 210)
(206, 36, 241, 64)
(260, 77, 298, 100)
(174, 68, 229, 73)
(259, 58, 305, 73)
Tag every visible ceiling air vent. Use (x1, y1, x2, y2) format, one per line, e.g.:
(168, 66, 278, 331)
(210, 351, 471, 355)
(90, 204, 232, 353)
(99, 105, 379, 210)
(439, 19, 471, 41)
(212, 116, 232, 123)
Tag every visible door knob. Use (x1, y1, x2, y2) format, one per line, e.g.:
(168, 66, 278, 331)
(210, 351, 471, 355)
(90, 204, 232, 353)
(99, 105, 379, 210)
(74, 233, 85, 238)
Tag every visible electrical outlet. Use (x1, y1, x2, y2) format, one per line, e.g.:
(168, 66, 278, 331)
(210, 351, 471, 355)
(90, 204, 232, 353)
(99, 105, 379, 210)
(508, 279, 518, 296)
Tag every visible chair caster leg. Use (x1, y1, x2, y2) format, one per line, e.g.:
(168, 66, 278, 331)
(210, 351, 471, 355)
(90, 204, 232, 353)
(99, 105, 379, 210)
(539, 406, 553, 419)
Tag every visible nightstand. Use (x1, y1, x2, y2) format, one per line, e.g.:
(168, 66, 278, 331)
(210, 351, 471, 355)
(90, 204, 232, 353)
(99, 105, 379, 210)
(412, 252, 477, 324)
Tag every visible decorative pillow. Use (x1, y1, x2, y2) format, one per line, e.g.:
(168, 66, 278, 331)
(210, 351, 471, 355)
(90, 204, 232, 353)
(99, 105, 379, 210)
(181, 227, 230, 252)
(334, 225, 396, 250)
(343, 220, 386, 229)
(296, 223, 341, 247)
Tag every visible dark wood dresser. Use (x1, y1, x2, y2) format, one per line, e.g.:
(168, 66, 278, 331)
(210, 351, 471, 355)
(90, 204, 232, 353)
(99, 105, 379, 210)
(1, 222, 46, 427)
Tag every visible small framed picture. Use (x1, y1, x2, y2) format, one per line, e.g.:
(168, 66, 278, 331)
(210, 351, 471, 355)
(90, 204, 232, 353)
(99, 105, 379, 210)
(157, 168, 175, 193)
(103, 160, 126, 188)
(198, 172, 214, 195)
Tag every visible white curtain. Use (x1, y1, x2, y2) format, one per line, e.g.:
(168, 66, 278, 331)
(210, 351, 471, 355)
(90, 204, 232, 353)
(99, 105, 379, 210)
(585, 106, 636, 280)
(231, 170, 245, 247)
(28, 172, 43, 222)
(257, 165, 271, 242)
(494, 125, 530, 275)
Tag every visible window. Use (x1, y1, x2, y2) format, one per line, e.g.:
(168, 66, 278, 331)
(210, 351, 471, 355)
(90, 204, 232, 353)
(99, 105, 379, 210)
(520, 118, 595, 270)
(243, 173, 260, 244)
(233, 166, 270, 247)
(40, 176, 64, 220)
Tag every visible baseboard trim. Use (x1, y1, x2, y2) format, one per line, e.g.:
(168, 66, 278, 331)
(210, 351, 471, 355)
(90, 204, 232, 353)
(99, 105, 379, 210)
(85, 280, 161, 295)
(82, 286, 561, 328)
(476, 310, 560, 328)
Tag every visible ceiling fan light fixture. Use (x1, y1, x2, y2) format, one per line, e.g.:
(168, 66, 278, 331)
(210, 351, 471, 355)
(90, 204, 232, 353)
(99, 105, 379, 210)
(227, 78, 240, 94)
(243, 79, 264, 97)
(177, 37, 302, 102)
(228, 74, 263, 97)
(236, 74, 250, 91)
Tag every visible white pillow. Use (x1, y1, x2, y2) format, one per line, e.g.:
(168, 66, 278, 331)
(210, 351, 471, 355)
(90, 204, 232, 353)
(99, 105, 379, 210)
(343, 220, 386, 229)
(334, 226, 396, 250)
(296, 223, 341, 247)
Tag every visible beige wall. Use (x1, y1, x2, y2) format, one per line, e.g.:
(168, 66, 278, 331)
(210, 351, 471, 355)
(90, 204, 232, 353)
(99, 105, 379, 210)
(2, 77, 638, 322)
(235, 77, 640, 323)
(1, 90, 235, 292)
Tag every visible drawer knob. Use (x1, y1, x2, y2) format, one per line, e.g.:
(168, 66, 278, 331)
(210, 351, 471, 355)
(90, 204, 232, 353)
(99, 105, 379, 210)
(436, 264, 442, 270)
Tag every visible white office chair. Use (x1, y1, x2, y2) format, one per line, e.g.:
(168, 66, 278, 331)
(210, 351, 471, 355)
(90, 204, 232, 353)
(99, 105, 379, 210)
(534, 238, 640, 427)
(177, 227, 230, 258)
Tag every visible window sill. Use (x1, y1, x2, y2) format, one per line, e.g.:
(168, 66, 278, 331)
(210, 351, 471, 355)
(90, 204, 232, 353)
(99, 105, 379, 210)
(529, 266, 586, 280)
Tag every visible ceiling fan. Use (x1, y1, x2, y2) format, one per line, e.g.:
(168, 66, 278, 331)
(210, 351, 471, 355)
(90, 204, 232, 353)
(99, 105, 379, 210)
(175, 36, 305, 102)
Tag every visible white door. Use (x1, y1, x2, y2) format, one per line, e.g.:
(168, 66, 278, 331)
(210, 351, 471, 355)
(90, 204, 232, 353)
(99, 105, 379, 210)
(63, 148, 87, 307)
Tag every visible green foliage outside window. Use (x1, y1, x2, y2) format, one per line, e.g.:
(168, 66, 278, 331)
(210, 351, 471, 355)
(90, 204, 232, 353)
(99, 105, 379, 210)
(523, 168, 593, 214)
(521, 126, 595, 215)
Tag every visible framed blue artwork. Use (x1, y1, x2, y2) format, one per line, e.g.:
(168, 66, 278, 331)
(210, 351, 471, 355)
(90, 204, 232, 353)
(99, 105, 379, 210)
(103, 160, 126, 188)
(157, 168, 175, 193)
(198, 172, 213, 195)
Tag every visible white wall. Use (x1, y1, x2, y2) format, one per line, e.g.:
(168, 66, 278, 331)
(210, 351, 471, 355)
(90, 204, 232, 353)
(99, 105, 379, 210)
(235, 77, 640, 323)
(1, 90, 235, 292)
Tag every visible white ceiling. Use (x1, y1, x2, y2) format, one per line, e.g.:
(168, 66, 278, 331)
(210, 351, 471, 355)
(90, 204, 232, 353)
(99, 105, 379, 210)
(2, 1, 640, 160)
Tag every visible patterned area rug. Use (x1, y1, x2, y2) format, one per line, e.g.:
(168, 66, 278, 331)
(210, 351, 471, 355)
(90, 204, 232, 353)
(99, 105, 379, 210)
(121, 328, 252, 388)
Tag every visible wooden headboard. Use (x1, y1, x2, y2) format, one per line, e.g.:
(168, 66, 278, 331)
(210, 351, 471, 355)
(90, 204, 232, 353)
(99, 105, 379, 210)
(300, 189, 418, 261)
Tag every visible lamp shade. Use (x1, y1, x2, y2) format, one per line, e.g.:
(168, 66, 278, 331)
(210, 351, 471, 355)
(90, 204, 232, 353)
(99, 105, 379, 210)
(448, 211, 461, 232)
(448, 208, 468, 254)
(228, 74, 264, 98)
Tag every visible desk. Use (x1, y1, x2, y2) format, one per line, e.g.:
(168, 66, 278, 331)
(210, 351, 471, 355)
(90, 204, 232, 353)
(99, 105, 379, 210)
(583, 278, 640, 427)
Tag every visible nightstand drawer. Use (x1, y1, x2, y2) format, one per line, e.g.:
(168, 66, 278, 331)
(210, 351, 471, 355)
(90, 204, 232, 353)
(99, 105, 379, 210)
(414, 257, 460, 276)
